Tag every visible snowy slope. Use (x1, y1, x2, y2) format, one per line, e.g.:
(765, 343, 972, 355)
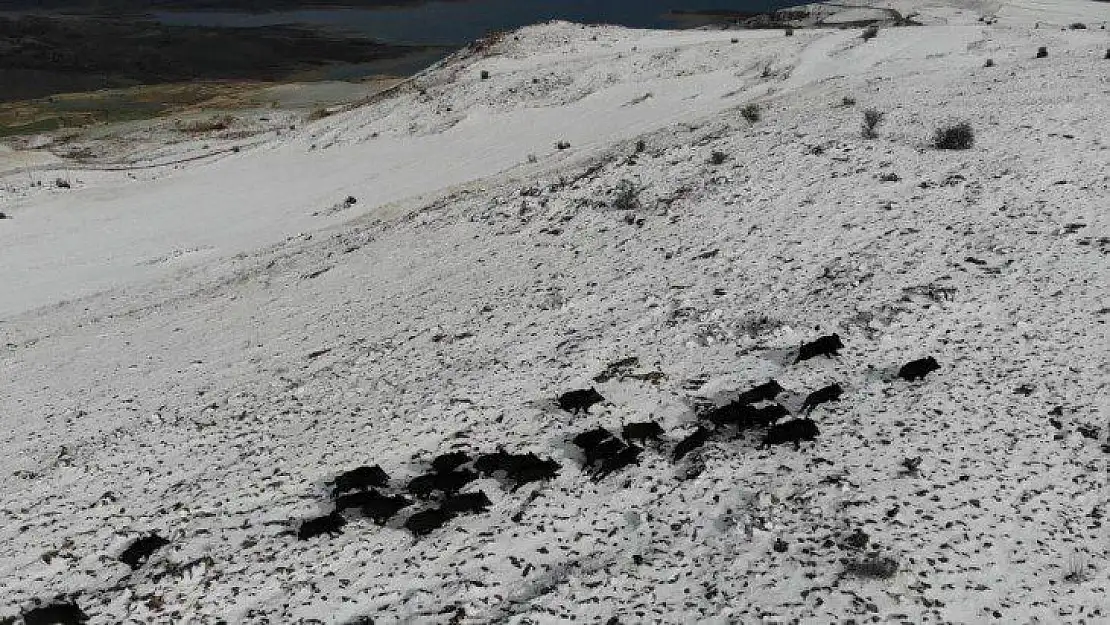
(1, 1, 1108, 623)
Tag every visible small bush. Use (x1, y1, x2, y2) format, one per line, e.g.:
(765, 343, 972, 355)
(984, 58, 994, 67)
(844, 554, 899, 579)
(1105, 49, 1110, 59)
(1069, 22, 1086, 29)
(709, 150, 729, 165)
(612, 180, 641, 210)
(841, 95, 857, 107)
(1036, 46, 1048, 58)
(861, 108, 884, 139)
(480, 70, 491, 80)
(177, 115, 234, 134)
(932, 121, 975, 150)
(634, 139, 646, 154)
(861, 26, 879, 41)
(55, 178, 71, 189)
(306, 107, 335, 122)
(741, 103, 761, 123)
(555, 140, 571, 150)
(1064, 553, 1089, 583)
(784, 27, 794, 36)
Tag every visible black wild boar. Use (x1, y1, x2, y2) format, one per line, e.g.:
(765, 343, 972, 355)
(586, 437, 626, 467)
(507, 457, 560, 490)
(119, 533, 170, 570)
(408, 469, 478, 498)
(333, 490, 411, 522)
(622, 421, 664, 445)
(360, 493, 413, 524)
(334, 489, 381, 511)
(593, 445, 642, 480)
(754, 403, 791, 425)
(801, 383, 843, 413)
(736, 380, 785, 405)
(897, 357, 940, 381)
(674, 427, 712, 461)
(474, 449, 514, 475)
(297, 511, 346, 540)
(405, 507, 452, 536)
(431, 451, 472, 473)
(573, 427, 625, 467)
(704, 401, 761, 428)
(443, 491, 492, 516)
(22, 601, 88, 625)
(557, 388, 606, 414)
(332, 465, 389, 495)
(762, 418, 820, 449)
(573, 427, 616, 451)
(795, 334, 844, 363)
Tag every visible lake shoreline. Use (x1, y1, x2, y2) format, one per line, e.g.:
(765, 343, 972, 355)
(0, 1, 890, 139)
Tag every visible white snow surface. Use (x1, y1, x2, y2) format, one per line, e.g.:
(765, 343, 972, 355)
(1, 1, 1108, 623)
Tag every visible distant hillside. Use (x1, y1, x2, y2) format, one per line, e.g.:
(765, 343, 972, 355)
(1, 0, 470, 15)
(0, 15, 421, 101)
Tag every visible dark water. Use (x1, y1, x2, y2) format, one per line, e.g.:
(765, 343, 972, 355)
(156, 0, 796, 47)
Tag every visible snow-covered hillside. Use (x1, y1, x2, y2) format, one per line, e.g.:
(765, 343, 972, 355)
(1, 0, 1108, 623)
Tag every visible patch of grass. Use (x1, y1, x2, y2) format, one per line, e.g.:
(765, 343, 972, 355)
(176, 115, 235, 134)
(843, 554, 899, 579)
(612, 179, 642, 210)
(932, 121, 975, 150)
(709, 150, 728, 165)
(0, 116, 69, 138)
(1064, 553, 1089, 583)
(0, 82, 268, 138)
(861, 108, 884, 139)
(306, 107, 336, 122)
(741, 103, 761, 123)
